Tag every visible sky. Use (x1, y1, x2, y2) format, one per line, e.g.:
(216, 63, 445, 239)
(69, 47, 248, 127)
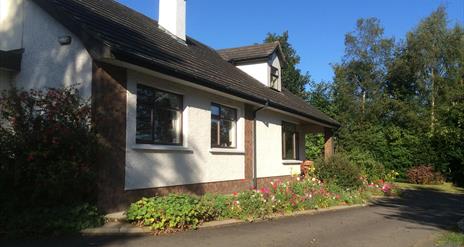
(116, 0, 464, 83)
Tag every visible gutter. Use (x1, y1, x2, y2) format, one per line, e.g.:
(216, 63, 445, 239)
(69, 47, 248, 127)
(252, 100, 269, 189)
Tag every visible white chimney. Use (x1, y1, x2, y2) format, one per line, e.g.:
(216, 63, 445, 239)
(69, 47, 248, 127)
(159, 0, 186, 41)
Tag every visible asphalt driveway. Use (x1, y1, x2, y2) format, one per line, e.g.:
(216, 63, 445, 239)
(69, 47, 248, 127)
(4, 188, 464, 247)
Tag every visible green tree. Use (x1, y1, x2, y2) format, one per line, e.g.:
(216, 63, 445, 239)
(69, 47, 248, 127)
(264, 31, 310, 97)
(333, 18, 394, 124)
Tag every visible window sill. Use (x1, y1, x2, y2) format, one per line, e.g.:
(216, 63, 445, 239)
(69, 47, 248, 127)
(282, 160, 303, 165)
(132, 144, 194, 153)
(209, 148, 245, 155)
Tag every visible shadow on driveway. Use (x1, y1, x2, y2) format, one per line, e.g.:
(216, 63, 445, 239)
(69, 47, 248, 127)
(371, 187, 464, 231)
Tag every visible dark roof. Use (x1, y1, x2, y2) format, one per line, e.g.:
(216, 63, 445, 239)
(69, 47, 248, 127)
(217, 42, 286, 64)
(32, 0, 339, 128)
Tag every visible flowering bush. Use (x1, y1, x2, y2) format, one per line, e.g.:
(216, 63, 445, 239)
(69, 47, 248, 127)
(127, 176, 393, 232)
(0, 87, 101, 237)
(406, 165, 445, 185)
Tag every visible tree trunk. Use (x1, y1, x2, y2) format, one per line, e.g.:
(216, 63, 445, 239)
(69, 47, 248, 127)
(430, 69, 436, 133)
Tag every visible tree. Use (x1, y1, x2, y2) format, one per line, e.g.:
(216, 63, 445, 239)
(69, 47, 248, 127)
(333, 18, 394, 124)
(264, 31, 311, 97)
(401, 6, 456, 133)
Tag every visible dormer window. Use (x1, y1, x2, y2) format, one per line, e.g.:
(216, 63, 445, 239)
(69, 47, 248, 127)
(270, 66, 280, 90)
(217, 42, 286, 91)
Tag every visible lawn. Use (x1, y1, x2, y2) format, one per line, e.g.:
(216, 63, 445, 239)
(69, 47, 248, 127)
(437, 232, 464, 247)
(396, 182, 464, 247)
(395, 182, 464, 194)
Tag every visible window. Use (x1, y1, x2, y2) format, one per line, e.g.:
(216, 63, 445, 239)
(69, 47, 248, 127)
(211, 103, 237, 148)
(282, 121, 299, 160)
(270, 66, 280, 90)
(136, 84, 183, 145)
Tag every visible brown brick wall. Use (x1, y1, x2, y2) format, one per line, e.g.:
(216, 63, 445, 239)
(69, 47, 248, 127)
(244, 104, 254, 180)
(324, 127, 334, 159)
(92, 62, 128, 212)
(257, 175, 294, 189)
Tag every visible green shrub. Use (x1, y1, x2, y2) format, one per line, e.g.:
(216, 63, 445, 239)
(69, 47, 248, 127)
(198, 194, 233, 220)
(232, 190, 272, 220)
(305, 133, 325, 160)
(0, 204, 104, 238)
(315, 153, 363, 189)
(0, 88, 102, 238)
(347, 149, 386, 183)
(0, 88, 98, 206)
(127, 194, 208, 231)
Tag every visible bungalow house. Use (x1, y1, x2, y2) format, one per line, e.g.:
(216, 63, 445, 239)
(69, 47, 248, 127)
(0, 0, 340, 211)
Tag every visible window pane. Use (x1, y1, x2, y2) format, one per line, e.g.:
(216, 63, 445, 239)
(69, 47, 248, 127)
(136, 103, 153, 142)
(211, 118, 219, 146)
(220, 119, 236, 148)
(153, 108, 181, 144)
(284, 132, 295, 159)
(137, 85, 155, 103)
(221, 106, 236, 120)
(282, 122, 298, 160)
(211, 105, 220, 117)
(155, 91, 181, 109)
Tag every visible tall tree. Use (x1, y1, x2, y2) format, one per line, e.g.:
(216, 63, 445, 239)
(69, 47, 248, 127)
(333, 18, 394, 124)
(401, 6, 455, 133)
(264, 31, 310, 97)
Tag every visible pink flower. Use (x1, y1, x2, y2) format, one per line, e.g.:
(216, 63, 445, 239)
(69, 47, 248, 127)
(260, 187, 270, 194)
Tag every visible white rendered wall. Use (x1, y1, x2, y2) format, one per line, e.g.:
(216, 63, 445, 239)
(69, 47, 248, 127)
(125, 71, 246, 190)
(255, 109, 305, 178)
(237, 62, 269, 86)
(269, 53, 282, 91)
(0, 0, 92, 98)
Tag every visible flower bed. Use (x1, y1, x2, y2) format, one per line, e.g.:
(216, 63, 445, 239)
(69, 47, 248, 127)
(126, 177, 396, 233)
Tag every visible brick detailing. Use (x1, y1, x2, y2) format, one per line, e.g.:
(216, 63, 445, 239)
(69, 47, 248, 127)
(324, 127, 334, 159)
(92, 62, 128, 212)
(120, 176, 292, 211)
(257, 175, 293, 189)
(244, 104, 254, 180)
(91, 64, 293, 212)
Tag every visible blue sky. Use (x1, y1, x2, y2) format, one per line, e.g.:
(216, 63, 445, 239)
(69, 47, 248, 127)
(116, 0, 463, 83)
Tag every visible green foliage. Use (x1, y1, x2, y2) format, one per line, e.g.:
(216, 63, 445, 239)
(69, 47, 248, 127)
(314, 153, 363, 189)
(0, 88, 102, 238)
(436, 232, 464, 247)
(310, 7, 463, 182)
(127, 177, 391, 231)
(126, 194, 205, 231)
(264, 31, 311, 97)
(0, 204, 104, 238)
(0, 88, 98, 206)
(346, 149, 386, 183)
(231, 190, 272, 220)
(305, 133, 325, 160)
(198, 194, 234, 220)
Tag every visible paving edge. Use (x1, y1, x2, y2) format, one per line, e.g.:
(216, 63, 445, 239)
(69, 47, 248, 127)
(81, 200, 381, 236)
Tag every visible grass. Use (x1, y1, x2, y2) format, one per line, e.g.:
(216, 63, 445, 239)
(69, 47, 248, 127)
(436, 231, 464, 247)
(395, 182, 464, 194)
(396, 182, 464, 246)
